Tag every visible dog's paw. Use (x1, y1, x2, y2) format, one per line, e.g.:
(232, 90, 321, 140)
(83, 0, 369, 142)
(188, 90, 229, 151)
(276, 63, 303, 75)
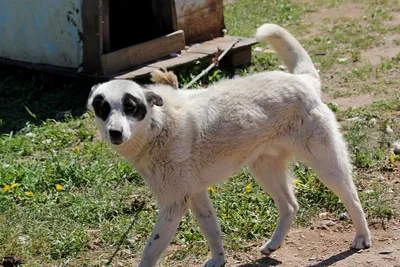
(203, 258, 226, 267)
(260, 242, 280, 256)
(352, 234, 371, 249)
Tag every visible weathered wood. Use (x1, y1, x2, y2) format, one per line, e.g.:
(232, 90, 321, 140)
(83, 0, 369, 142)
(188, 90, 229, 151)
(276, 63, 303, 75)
(114, 67, 158, 80)
(173, 0, 225, 43)
(148, 52, 207, 69)
(187, 36, 257, 55)
(102, 0, 110, 54)
(101, 30, 185, 75)
(82, 0, 103, 74)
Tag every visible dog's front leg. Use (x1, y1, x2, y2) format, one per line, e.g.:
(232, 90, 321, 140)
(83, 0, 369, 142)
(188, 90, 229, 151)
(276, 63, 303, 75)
(138, 200, 188, 267)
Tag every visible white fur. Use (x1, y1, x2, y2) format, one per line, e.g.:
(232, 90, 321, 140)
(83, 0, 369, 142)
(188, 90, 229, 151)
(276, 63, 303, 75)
(88, 24, 371, 267)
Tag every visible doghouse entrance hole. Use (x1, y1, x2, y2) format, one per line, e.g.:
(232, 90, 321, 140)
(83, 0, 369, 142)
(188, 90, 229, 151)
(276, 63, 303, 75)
(108, 0, 174, 52)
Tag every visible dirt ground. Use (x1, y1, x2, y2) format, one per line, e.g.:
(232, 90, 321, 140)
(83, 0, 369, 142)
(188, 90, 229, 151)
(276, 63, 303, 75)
(221, 220, 400, 267)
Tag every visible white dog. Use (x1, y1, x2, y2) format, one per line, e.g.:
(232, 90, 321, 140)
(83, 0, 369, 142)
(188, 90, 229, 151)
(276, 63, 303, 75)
(87, 24, 371, 267)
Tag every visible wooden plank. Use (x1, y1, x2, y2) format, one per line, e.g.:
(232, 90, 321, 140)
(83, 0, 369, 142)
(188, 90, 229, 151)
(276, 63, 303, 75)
(187, 36, 258, 55)
(101, 30, 185, 75)
(102, 0, 110, 54)
(148, 52, 208, 69)
(114, 66, 157, 80)
(82, 0, 103, 74)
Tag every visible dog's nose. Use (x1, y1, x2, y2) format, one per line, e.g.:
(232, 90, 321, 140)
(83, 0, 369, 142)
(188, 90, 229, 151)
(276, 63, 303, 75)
(109, 129, 123, 140)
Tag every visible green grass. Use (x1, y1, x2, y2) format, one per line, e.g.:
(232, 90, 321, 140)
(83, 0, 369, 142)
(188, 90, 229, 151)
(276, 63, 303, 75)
(1, 0, 400, 266)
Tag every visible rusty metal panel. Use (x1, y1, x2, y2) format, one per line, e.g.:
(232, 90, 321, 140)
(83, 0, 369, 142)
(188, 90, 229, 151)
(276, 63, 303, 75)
(0, 0, 83, 68)
(174, 0, 225, 44)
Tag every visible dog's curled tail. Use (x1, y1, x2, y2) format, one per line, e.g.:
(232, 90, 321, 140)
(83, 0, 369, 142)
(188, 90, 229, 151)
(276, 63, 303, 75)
(256, 24, 319, 80)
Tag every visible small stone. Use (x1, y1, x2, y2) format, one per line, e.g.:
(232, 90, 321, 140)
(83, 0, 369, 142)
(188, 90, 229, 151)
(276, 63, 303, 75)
(386, 125, 394, 134)
(368, 118, 377, 126)
(378, 249, 393, 254)
(377, 175, 385, 182)
(278, 65, 287, 70)
(393, 141, 400, 154)
(253, 47, 263, 52)
(363, 189, 374, 194)
(318, 212, 329, 218)
(309, 255, 317, 260)
(298, 247, 303, 250)
(320, 233, 325, 237)
(321, 220, 336, 227)
(117, 262, 123, 267)
(346, 116, 359, 121)
(25, 132, 35, 138)
(338, 57, 348, 62)
(301, 235, 306, 239)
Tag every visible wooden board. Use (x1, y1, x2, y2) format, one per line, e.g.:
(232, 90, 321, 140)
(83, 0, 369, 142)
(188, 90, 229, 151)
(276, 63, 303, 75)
(112, 36, 257, 80)
(187, 36, 257, 55)
(101, 30, 185, 75)
(114, 66, 158, 80)
(148, 52, 207, 69)
(82, 0, 103, 74)
(173, 0, 225, 43)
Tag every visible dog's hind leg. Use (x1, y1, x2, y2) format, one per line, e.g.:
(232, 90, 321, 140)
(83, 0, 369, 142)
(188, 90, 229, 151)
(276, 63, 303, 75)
(249, 154, 299, 255)
(297, 122, 371, 249)
(189, 192, 226, 267)
(139, 200, 188, 267)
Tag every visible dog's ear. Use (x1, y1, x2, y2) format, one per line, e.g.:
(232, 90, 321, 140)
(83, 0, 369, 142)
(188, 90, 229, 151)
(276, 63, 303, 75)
(145, 90, 163, 107)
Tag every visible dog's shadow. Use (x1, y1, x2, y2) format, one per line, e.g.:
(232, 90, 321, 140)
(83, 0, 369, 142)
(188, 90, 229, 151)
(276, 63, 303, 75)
(238, 257, 282, 267)
(238, 249, 357, 267)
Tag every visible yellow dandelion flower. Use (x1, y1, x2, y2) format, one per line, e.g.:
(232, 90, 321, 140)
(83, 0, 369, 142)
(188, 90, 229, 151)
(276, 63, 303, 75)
(3, 185, 10, 193)
(292, 179, 300, 186)
(10, 183, 20, 189)
(208, 187, 215, 195)
(25, 191, 33, 196)
(389, 153, 395, 163)
(245, 184, 252, 193)
(223, 215, 232, 219)
(72, 145, 80, 151)
(55, 184, 63, 191)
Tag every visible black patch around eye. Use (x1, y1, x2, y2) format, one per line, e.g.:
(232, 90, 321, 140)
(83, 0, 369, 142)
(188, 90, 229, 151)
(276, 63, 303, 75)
(122, 93, 147, 121)
(92, 94, 110, 121)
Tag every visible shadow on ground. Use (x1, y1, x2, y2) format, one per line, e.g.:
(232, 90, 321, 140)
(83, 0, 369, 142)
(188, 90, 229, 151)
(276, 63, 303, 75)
(0, 66, 99, 134)
(238, 249, 358, 266)
(238, 257, 282, 267)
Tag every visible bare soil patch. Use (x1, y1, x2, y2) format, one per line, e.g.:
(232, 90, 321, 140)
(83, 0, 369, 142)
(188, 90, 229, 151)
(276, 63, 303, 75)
(225, 220, 400, 267)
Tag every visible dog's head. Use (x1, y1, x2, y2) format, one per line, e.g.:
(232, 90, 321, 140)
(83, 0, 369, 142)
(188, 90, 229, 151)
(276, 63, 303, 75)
(87, 80, 163, 146)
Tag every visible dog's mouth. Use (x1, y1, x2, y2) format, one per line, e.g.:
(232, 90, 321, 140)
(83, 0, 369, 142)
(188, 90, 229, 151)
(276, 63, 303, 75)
(110, 139, 124, 146)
